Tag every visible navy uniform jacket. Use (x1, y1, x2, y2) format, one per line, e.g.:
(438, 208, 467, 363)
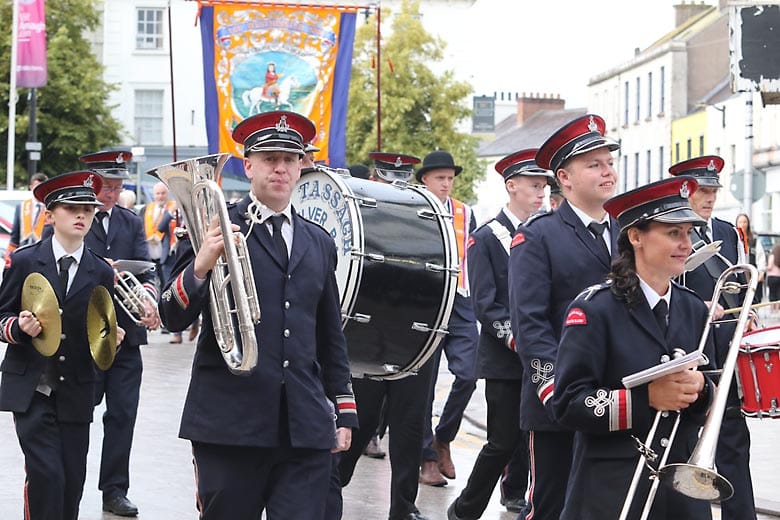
(84, 205, 155, 347)
(552, 283, 715, 520)
(508, 200, 618, 431)
(159, 195, 358, 449)
(0, 238, 115, 422)
(467, 210, 523, 380)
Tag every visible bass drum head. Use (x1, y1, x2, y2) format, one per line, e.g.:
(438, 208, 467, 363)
(293, 168, 363, 319)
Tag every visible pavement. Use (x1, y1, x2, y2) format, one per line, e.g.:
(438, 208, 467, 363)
(0, 323, 778, 519)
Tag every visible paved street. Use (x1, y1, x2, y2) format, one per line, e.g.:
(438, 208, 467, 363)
(0, 327, 778, 519)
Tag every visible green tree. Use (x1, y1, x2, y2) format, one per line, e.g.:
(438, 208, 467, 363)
(0, 0, 124, 188)
(346, 0, 484, 202)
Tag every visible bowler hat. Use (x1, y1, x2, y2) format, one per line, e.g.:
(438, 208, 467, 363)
(415, 151, 462, 183)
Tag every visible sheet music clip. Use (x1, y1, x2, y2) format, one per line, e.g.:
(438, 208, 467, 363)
(684, 240, 722, 272)
(622, 351, 709, 389)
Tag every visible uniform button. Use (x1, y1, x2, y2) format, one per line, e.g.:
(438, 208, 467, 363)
(283, 329, 290, 338)
(58, 356, 65, 362)
(60, 334, 66, 340)
(660, 437, 669, 447)
(287, 274, 291, 280)
(284, 301, 290, 310)
(59, 376, 65, 382)
(283, 360, 290, 368)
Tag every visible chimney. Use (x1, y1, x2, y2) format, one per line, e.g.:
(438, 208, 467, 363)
(674, 1, 712, 27)
(516, 93, 565, 125)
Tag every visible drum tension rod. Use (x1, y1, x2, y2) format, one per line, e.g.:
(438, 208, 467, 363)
(425, 263, 460, 275)
(351, 251, 385, 263)
(343, 193, 377, 208)
(342, 313, 371, 324)
(417, 209, 453, 220)
(411, 322, 449, 335)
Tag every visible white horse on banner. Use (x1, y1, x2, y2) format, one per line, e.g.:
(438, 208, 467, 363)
(242, 75, 299, 115)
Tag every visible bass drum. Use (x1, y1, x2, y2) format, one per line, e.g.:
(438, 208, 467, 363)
(293, 166, 458, 379)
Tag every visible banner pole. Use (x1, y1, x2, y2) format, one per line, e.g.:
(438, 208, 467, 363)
(7, 0, 19, 190)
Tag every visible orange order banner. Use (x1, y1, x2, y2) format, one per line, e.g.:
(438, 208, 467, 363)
(209, 4, 357, 161)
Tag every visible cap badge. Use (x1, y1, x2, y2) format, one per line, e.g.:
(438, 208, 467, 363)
(275, 115, 290, 133)
(679, 180, 690, 199)
(707, 159, 716, 172)
(84, 175, 94, 188)
(587, 116, 598, 133)
(114, 153, 125, 164)
(394, 156, 402, 168)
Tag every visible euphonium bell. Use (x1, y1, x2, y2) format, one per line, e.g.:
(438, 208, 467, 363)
(149, 154, 261, 375)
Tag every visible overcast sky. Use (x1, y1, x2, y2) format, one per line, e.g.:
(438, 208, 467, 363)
(424, 0, 684, 108)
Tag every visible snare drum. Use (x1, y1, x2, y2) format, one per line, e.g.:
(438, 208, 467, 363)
(293, 167, 458, 379)
(737, 326, 780, 418)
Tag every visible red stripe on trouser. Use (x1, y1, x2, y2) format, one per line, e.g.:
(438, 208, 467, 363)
(525, 431, 536, 520)
(192, 447, 203, 518)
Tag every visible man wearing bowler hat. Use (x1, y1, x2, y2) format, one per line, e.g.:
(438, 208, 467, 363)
(508, 115, 620, 519)
(448, 149, 552, 520)
(670, 155, 755, 520)
(77, 150, 160, 517)
(335, 150, 434, 520)
(158, 111, 357, 519)
(416, 150, 479, 487)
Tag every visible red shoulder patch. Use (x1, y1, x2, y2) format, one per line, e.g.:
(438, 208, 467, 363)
(565, 307, 588, 326)
(4, 254, 11, 270)
(511, 232, 525, 248)
(466, 236, 476, 249)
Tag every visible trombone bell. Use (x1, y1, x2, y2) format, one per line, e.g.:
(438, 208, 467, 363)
(657, 463, 733, 501)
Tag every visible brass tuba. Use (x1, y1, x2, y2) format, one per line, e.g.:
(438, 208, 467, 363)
(150, 154, 261, 375)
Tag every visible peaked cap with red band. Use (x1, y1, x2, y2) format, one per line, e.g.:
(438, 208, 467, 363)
(79, 150, 132, 180)
(33, 171, 103, 209)
(232, 111, 316, 156)
(369, 151, 420, 182)
(668, 155, 724, 188)
(603, 176, 705, 232)
(494, 148, 553, 182)
(536, 114, 620, 172)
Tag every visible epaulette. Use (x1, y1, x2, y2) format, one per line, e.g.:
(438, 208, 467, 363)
(575, 281, 611, 301)
(88, 250, 114, 268)
(12, 241, 37, 254)
(524, 209, 553, 227)
(671, 279, 701, 299)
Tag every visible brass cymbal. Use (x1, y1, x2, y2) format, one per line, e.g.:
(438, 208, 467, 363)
(20, 273, 62, 357)
(87, 285, 117, 371)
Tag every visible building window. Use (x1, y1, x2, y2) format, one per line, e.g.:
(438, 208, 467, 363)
(634, 152, 640, 188)
(660, 66, 666, 114)
(647, 72, 653, 119)
(624, 81, 629, 126)
(687, 138, 692, 159)
(134, 90, 164, 145)
(699, 135, 705, 155)
(659, 146, 664, 180)
(635, 77, 641, 122)
(136, 8, 164, 50)
(646, 150, 651, 185)
(675, 142, 680, 163)
(622, 155, 628, 191)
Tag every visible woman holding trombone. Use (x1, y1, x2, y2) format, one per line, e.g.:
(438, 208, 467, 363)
(551, 177, 717, 519)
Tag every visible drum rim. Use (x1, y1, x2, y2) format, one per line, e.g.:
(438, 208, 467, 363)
(740, 324, 780, 350)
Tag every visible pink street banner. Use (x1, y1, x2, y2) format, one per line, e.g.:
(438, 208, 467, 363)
(16, 0, 48, 88)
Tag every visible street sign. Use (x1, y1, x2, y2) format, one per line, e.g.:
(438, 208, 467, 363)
(730, 167, 766, 203)
(25, 141, 41, 151)
(28, 151, 40, 161)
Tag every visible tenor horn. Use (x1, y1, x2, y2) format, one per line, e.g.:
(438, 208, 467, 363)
(150, 154, 261, 375)
(619, 263, 758, 519)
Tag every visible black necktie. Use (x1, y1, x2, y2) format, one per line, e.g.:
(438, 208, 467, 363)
(587, 221, 610, 258)
(697, 224, 711, 244)
(96, 211, 109, 235)
(653, 299, 668, 335)
(270, 215, 288, 269)
(58, 255, 75, 294)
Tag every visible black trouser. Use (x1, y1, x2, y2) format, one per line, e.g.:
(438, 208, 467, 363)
(95, 343, 142, 500)
(14, 392, 91, 520)
(337, 357, 435, 520)
(192, 441, 331, 520)
(524, 430, 573, 520)
(454, 379, 528, 518)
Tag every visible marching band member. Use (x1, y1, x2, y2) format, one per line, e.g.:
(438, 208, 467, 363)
(670, 156, 756, 520)
(508, 114, 620, 519)
(336, 152, 435, 520)
(448, 149, 551, 520)
(0, 171, 121, 520)
(552, 176, 716, 520)
(417, 150, 479, 487)
(159, 111, 357, 520)
(6, 172, 48, 260)
(79, 150, 160, 517)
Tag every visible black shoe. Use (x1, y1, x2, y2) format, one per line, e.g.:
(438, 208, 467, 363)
(395, 512, 429, 520)
(103, 495, 139, 517)
(363, 435, 386, 459)
(500, 496, 527, 513)
(447, 500, 470, 520)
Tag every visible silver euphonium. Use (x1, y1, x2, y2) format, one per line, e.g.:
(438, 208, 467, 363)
(150, 153, 261, 375)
